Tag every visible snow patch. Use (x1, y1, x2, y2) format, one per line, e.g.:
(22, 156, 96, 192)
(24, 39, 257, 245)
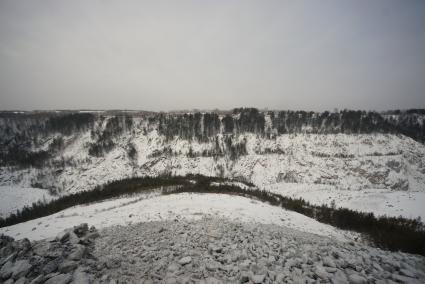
(0, 192, 357, 242)
(0, 186, 55, 218)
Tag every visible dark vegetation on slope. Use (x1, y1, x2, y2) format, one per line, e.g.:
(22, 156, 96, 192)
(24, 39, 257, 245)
(1, 109, 424, 168)
(0, 113, 95, 167)
(46, 113, 95, 135)
(0, 175, 193, 228)
(88, 115, 133, 157)
(163, 177, 425, 256)
(384, 109, 425, 144)
(0, 175, 424, 256)
(157, 108, 425, 141)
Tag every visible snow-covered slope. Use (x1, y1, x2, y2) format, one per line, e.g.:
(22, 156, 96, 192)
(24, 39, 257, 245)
(1, 110, 425, 219)
(1, 110, 425, 283)
(0, 186, 55, 218)
(1, 116, 424, 193)
(265, 183, 425, 220)
(0, 192, 357, 242)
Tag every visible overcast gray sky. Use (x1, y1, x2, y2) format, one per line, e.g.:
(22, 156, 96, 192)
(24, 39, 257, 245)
(0, 0, 424, 111)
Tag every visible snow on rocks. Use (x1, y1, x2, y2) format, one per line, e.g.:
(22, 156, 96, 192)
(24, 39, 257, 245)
(92, 218, 425, 283)
(0, 223, 99, 284)
(1, 131, 425, 225)
(1, 218, 425, 283)
(1, 132, 425, 196)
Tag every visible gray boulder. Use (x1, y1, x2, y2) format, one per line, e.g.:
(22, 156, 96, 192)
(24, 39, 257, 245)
(323, 256, 336, 268)
(251, 274, 266, 283)
(0, 260, 14, 279)
(72, 270, 91, 284)
(68, 245, 87, 261)
(348, 274, 367, 284)
(315, 266, 330, 280)
(58, 260, 78, 273)
(74, 223, 89, 237)
(32, 242, 62, 258)
(44, 273, 72, 284)
(29, 275, 44, 284)
(205, 260, 220, 271)
(42, 259, 58, 274)
(400, 268, 416, 278)
(166, 262, 180, 273)
(15, 276, 28, 284)
(0, 253, 16, 266)
(178, 256, 192, 265)
(4, 278, 14, 284)
(11, 259, 32, 279)
(204, 277, 223, 284)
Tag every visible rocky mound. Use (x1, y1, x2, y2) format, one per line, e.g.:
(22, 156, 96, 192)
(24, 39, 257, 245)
(1, 218, 425, 283)
(0, 223, 98, 284)
(93, 218, 425, 284)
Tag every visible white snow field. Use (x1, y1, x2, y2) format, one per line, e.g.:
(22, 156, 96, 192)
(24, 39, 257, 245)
(0, 192, 357, 242)
(0, 186, 55, 218)
(1, 132, 425, 223)
(265, 183, 425, 220)
(1, 131, 425, 195)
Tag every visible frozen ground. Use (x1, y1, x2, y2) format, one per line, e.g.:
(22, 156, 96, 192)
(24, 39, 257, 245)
(264, 183, 425, 220)
(0, 186, 55, 218)
(0, 192, 357, 242)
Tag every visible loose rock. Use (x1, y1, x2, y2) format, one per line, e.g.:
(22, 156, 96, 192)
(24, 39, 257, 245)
(178, 256, 192, 265)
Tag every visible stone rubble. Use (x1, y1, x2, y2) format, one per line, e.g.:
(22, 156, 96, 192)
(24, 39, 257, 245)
(92, 218, 425, 284)
(1, 218, 425, 283)
(0, 223, 97, 284)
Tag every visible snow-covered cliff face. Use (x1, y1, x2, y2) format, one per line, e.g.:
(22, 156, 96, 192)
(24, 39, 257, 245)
(0, 110, 424, 194)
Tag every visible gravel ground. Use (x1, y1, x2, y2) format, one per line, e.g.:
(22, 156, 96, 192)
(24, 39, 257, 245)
(93, 217, 425, 284)
(1, 218, 424, 283)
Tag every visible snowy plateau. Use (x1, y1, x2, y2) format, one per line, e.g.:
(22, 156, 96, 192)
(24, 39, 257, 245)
(0, 109, 425, 283)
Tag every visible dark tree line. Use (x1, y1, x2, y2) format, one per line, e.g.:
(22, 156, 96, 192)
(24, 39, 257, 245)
(235, 108, 265, 134)
(157, 108, 425, 143)
(45, 113, 95, 135)
(158, 112, 221, 142)
(0, 113, 94, 167)
(163, 177, 425, 256)
(384, 110, 425, 143)
(148, 135, 247, 160)
(88, 115, 133, 156)
(1, 109, 424, 167)
(158, 109, 265, 141)
(269, 110, 395, 135)
(0, 137, 65, 168)
(0, 146, 50, 168)
(0, 175, 193, 229)
(1, 174, 424, 256)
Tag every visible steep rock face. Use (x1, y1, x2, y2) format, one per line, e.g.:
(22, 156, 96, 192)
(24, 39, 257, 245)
(0, 109, 424, 193)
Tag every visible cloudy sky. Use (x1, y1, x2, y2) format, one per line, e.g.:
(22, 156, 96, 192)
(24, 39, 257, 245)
(0, 0, 424, 111)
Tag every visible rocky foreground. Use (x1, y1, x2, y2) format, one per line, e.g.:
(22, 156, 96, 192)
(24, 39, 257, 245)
(1, 218, 425, 284)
